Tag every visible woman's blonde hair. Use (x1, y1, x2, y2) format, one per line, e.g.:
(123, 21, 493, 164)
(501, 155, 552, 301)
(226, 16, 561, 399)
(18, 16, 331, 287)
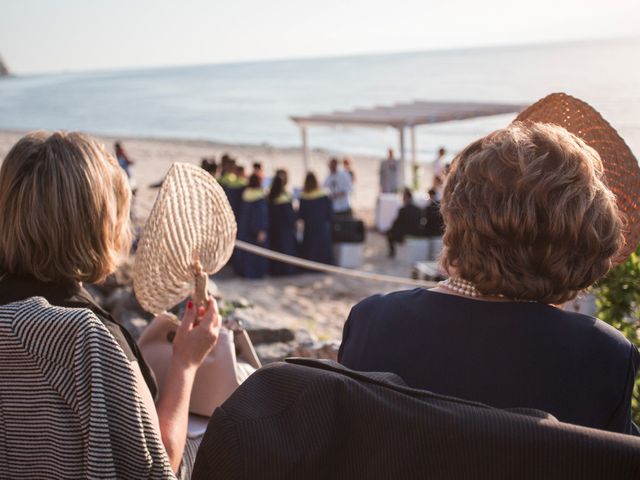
(0, 131, 132, 283)
(441, 122, 623, 304)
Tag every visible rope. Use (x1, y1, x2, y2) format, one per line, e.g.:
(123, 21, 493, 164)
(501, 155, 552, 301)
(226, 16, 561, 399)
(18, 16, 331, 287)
(234, 240, 439, 288)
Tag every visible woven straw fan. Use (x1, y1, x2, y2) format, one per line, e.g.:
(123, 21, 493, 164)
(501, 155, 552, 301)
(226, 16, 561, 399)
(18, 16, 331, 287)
(514, 93, 640, 265)
(134, 163, 237, 322)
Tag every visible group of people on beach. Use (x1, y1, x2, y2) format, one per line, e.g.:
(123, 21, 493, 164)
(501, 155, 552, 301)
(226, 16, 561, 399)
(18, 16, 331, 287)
(0, 106, 639, 478)
(198, 154, 359, 278)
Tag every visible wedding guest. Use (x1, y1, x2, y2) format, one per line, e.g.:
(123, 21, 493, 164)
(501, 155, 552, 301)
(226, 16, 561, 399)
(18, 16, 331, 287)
(379, 148, 399, 194)
(299, 172, 333, 265)
(0, 132, 220, 475)
(387, 188, 425, 258)
(236, 174, 269, 278)
(268, 174, 298, 275)
(424, 188, 444, 261)
(323, 158, 353, 218)
(339, 123, 639, 435)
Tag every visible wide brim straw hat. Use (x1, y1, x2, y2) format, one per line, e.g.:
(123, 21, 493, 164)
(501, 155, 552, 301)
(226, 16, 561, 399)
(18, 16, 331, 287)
(513, 92, 640, 265)
(134, 163, 237, 314)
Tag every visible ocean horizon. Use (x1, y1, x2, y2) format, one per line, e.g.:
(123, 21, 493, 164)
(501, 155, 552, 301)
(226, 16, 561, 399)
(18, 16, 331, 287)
(1, 37, 639, 161)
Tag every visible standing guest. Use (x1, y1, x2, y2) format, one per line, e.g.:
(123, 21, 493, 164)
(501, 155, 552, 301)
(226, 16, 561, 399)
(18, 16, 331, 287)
(339, 123, 639, 435)
(323, 158, 353, 218)
(379, 148, 399, 194)
(235, 165, 248, 184)
(235, 174, 269, 279)
(432, 147, 447, 178)
(0, 132, 220, 476)
(299, 172, 333, 265)
(268, 174, 298, 276)
(115, 141, 137, 194)
(114, 141, 134, 178)
(432, 175, 444, 201)
(343, 157, 356, 183)
(200, 157, 217, 176)
(217, 156, 237, 187)
(386, 188, 425, 258)
(252, 162, 264, 183)
(424, 188, 444, 261)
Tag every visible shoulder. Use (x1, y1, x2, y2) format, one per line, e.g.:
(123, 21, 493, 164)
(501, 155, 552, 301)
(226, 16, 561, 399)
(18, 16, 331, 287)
(2, 297, 121, 368)
(350, 288, 429, 321)
(560, 309, 636, 359)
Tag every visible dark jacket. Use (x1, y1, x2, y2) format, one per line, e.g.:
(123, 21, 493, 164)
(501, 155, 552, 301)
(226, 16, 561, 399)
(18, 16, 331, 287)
(424, 199, 444, 236)
(192, 358, 640, 480)
(390, 202, 424, 238)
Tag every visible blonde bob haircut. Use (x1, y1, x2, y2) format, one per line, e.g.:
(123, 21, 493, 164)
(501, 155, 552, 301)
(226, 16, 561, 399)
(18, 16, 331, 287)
(0, 131, 132, 284)
(441, 122, 623, 305)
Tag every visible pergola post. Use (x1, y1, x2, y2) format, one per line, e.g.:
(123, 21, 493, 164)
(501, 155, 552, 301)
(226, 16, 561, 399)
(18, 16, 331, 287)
(398, 126, 406, 190)
(410, 126, 417, 190)
(300, 125, 309, 173)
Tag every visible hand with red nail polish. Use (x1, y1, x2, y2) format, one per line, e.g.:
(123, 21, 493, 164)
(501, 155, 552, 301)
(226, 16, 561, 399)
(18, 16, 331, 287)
(171, 296, 220, 369)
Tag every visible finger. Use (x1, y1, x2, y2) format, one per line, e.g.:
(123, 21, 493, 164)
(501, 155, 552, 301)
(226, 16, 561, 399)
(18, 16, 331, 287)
(199, 297, 220, 330)
(180, 299, 197, 331)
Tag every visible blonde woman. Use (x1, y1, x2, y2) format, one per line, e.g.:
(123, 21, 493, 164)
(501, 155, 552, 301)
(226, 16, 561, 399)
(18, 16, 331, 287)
(339, 123, 639, 435)
(0, 131, 219, 475)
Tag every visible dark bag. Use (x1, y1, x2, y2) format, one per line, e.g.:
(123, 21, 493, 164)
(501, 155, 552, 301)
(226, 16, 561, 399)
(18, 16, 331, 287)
(332, 218, 365, 243)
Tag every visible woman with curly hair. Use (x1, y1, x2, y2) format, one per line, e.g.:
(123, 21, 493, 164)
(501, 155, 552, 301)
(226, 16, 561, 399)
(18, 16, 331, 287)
(339, 122, 639, 435)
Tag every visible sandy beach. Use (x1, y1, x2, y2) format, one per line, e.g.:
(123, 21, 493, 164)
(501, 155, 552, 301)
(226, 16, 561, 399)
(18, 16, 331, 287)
(0, 129, 430, 341)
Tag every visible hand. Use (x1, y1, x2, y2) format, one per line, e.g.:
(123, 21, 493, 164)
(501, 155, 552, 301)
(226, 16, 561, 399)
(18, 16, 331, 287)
(257, 230, 267, 244)
(171, 297, 220, 369)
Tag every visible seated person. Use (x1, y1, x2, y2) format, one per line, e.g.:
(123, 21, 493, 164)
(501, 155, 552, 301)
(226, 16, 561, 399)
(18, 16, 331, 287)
(0, 132, 220, 475)
(339, 123, 639, 435)
(387, 187, 425, 258)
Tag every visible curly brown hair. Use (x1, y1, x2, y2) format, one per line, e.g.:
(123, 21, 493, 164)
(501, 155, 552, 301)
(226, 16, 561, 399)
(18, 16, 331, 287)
(441, 122, 623, 304)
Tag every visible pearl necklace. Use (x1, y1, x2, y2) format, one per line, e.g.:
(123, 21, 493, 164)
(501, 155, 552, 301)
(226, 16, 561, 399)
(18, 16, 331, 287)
(439, 277, 481, 298)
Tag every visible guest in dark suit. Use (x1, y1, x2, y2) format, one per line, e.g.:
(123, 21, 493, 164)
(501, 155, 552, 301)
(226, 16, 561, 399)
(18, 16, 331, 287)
(424, 188, 445, 261)
(387, 187, 425, 258)
(268, 172, 298, 276)
(339, 123, 639, 435)
(299, 172, 333, 265)
(235, 174, 269, 278)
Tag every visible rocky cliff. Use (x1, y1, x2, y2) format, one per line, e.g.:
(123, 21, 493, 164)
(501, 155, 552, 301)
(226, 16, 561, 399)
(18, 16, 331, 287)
(0, 55, 10, 77)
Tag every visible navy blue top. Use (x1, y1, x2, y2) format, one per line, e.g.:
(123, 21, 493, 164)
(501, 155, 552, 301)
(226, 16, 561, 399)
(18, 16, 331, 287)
(298, 194, 333, 264)
(338, 288, 639, 435)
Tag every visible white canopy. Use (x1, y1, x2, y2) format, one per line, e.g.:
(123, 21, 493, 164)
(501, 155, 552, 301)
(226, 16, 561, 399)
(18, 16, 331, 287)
(290, 100, 526, 187)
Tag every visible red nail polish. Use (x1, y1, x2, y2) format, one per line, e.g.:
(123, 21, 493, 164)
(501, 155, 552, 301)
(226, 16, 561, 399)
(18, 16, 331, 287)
(187, 300, 193, 309)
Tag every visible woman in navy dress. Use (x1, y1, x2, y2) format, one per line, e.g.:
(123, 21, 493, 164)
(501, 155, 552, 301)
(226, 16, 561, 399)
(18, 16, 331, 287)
(298, 172, 333, 265)
(268, 172, 298, 275)
(339, 123, 639, 435)
(235, 174, 269, 278)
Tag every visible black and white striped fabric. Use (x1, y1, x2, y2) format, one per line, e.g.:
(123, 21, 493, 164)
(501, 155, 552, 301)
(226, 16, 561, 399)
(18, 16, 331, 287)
(0, 297, 175, 479)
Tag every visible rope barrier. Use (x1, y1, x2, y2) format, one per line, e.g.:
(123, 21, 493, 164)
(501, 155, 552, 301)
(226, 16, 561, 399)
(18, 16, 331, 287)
(234, 239, 439, 288)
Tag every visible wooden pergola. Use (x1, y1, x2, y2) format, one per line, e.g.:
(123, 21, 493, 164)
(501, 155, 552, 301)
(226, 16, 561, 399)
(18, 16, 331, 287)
(291, 100, 526, 188)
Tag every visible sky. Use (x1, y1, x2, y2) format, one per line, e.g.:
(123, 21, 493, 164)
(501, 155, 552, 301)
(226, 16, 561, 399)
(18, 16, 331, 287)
(1, 0, 639, 74)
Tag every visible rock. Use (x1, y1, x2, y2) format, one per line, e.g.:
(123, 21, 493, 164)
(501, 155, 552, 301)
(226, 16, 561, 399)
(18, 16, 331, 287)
(118, 311, 148, 340)
(254, 342, 293, 364)
(105, 288, 133, 310)
(290, 341, 340, 362)
(247, 328, 295, 345)
(294, 328, 317, 347)
(0, 55, 9, 77)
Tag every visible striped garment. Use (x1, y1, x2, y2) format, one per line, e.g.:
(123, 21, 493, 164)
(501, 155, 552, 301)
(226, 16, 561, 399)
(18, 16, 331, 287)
(0, 296, 175, 479)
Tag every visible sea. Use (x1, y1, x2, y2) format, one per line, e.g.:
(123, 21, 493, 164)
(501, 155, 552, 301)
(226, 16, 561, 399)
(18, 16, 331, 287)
(1, 37, 639, 161)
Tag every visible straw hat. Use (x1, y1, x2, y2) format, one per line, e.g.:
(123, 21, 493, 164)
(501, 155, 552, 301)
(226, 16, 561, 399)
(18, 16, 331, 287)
(513, 92, 640, 265)
(134, 163, 237, 314)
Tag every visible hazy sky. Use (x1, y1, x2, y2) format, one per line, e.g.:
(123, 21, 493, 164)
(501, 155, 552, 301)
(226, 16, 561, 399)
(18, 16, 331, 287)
(1, 0, 638, 74)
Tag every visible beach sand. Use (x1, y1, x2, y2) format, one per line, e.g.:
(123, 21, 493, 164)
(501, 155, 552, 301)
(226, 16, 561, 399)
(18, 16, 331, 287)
(0, 129, 431, 340)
